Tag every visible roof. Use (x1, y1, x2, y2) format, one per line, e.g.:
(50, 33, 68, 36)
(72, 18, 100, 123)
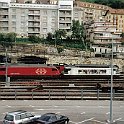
(8, 110, 27, 115)
(66, 64, 111, 68)
(75, 1, 109, 10)
(108, 8, 124, 15)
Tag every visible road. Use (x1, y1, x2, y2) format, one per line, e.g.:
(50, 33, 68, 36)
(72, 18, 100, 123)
(0, 100, 124, 124)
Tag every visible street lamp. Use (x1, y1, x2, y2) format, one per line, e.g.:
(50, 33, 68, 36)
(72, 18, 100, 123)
(109, 35, 113, 123)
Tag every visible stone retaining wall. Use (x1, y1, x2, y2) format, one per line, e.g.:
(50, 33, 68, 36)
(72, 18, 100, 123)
(44, 54, 124, 71)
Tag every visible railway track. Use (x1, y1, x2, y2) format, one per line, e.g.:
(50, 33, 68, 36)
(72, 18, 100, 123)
(0, 75, 123, 100)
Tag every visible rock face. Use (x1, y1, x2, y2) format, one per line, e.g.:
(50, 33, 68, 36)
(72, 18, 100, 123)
(0, 44, 124, 71)
(46, 54, 124, 71)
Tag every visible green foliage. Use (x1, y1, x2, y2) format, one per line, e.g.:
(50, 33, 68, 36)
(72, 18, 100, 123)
(71, 20, 87, 50)
(0, 32, 16, 48)
(54, 29, 67, 40)
(16, 38, 29, 43)
(120, 32, 124, 38)
(53, 29, 67, 46)
(80, 0, 124, 9)
(46, 32, 53, 41)
(57, 46, 64, 53)
(28, 35, 42, 43)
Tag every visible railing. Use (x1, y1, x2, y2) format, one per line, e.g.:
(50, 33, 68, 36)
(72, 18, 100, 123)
(0, 86, 124, 100)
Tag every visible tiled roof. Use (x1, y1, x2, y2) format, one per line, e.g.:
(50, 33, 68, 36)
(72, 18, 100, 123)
(75, 1, 110, 10)
(109, 8, 124, 15)
(75, 1, 124, 15)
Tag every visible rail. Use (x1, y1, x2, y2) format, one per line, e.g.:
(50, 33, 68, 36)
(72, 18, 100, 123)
(0, 85, 124, 100)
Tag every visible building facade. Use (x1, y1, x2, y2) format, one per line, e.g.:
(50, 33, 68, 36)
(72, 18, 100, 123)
(0, 0, 124, 36)
(0, 0, 73, 37)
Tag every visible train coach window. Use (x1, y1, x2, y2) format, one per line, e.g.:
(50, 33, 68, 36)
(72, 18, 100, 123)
(78, 70, 82, 74)
(64, 68, 71, 74)
(0, 68, 6, 71)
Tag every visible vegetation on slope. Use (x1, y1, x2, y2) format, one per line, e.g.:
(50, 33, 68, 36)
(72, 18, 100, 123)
(80, 0, 124, 9)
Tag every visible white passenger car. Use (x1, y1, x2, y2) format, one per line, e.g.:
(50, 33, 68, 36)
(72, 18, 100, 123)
(3, 110, 39, 124)
(63, 64, 119, 76)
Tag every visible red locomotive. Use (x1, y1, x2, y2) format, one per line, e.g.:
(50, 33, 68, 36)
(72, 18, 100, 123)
(0, 64, 64, 80)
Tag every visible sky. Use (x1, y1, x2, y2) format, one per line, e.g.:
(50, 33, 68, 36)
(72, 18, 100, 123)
(0, 0, 10, 2)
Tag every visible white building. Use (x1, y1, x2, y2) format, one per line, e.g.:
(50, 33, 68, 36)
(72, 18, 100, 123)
(0, 0, 73, 37)
(89, 18, 122, 57)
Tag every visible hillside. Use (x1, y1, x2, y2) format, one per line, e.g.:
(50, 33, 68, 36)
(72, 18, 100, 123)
(80, 0, 124, 9)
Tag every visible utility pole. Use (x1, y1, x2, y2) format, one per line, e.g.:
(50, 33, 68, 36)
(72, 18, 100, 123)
(5, 47, 8, 86)
(110, 36, 113, 123)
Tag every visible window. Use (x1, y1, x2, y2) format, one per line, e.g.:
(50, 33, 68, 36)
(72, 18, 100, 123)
(50, 116, 57, 122)
(43, 10, 47, 15)
(40, 115, 50, 121)
(52, 11, 56, 16)
(12, 15, 16, 19)
(21, 16, 25, 20)
(43, 22, 47, 27)
(12, 8, 16, 13)
(78, 70, 82, 73)
(20, 114, 27, 119)
(26, 113, 34, 118)
(12, 21, 16, 26)
(15, 115, 21, 120)
(51, 22, 55, 27)
(43, 17, 47, 22)
(4, 115, 14, 121)
(43, 28, 47, 33)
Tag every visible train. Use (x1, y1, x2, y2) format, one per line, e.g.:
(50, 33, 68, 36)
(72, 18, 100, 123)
(63, 64, 120, 78)
(0, 63, 121, 81)
(0, 64, 64, 81)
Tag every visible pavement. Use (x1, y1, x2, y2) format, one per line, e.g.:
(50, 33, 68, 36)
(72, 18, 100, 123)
(0, 100, 124, 124)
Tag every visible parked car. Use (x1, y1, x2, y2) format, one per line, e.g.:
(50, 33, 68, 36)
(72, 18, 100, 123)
(3, 110, 39, 124)
(31, 113, 69, 124)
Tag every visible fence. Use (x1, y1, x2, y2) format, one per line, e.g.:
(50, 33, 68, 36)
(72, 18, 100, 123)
(0, 86, 124, 100)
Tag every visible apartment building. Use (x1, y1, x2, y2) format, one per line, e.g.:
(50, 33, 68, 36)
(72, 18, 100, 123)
(73, 1, 123, 57)
(1, 0, 124, 35)
(106, 8, 124, 32)
(89, 19, 122, 56)
(0, 2, 9, 33)
(0, 0, 73, 37)
(74, 1, 109, 23)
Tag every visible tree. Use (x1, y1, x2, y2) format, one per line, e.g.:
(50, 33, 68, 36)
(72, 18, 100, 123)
(120, 32, 124, 38)
(120, 32, 124, 45)
(53, 29, 67, 46)
(46, 32, 53, 42)
(28, 35, 42, 43)
(94, 0, 124, 9)
(0, 32, 16, 48)
(0, 32, 16, 85)
(71, 20, 87, 50)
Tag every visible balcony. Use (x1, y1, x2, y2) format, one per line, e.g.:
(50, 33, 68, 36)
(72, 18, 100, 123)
(28, 11, 40, 15)
(0, 12, 8, 15)
(59, 19, 71, 23)
(59, 25, 70, 29)
(28, 24, 40, 27)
